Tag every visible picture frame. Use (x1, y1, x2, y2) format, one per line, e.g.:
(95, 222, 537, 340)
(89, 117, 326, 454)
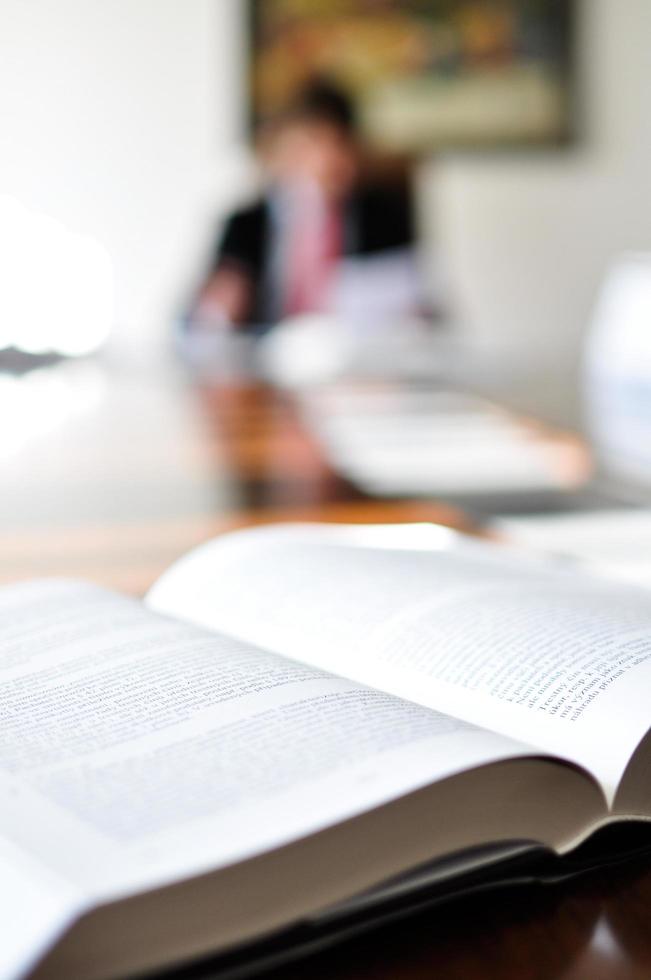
(247, 0, 575, 153)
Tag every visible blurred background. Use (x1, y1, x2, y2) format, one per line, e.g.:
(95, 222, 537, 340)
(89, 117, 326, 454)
(3, 0, 651, 589)
(3, 0, 650, 372)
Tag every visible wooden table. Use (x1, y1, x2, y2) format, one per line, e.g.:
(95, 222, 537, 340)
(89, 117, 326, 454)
(0, 362, 471, 592)
(1, 358, 651, 980)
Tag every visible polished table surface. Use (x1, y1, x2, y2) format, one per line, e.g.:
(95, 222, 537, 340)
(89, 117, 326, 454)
(2, 357, 651, 980)
(0, 361, 472, 592)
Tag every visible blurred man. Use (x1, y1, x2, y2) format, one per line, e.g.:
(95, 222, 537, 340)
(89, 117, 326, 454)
(184, 79, 420, 336)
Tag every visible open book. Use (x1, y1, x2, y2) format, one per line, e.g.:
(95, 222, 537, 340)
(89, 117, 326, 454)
(3, 522, 651, 980)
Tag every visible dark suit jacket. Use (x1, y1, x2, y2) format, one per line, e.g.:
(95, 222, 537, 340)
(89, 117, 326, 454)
(192, 181, 415, 330)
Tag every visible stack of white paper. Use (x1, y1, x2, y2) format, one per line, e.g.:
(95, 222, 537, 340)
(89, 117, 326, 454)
(303, 386, 564, 497)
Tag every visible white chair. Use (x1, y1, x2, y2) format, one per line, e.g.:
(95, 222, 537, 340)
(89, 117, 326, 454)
(583, 254, 651, 488)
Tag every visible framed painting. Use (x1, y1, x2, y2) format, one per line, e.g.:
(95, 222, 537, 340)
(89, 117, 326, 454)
(248, 0, 575, 152)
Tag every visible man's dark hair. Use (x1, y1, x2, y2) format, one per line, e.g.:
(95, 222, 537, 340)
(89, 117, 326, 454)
(286, 77, 357, 134)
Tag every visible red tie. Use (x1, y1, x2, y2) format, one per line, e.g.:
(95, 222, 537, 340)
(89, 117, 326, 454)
(284, 198, 342, 317)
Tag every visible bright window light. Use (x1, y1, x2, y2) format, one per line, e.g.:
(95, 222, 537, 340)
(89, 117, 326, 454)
(0, 196, 114, 356)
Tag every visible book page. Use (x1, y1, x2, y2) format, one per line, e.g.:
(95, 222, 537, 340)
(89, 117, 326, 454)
(0, 838, 83, 980)
(0, 578, 530, 917)
(148, 523, 651, 804)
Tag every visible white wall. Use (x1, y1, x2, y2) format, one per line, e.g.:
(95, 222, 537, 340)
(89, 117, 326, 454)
(422, 0, 651, 369)
(0, 0, 247, 350)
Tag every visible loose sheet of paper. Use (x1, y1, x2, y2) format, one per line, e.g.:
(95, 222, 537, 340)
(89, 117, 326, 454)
(302, 386, 563, 496)
(499, 507, 651, 590)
